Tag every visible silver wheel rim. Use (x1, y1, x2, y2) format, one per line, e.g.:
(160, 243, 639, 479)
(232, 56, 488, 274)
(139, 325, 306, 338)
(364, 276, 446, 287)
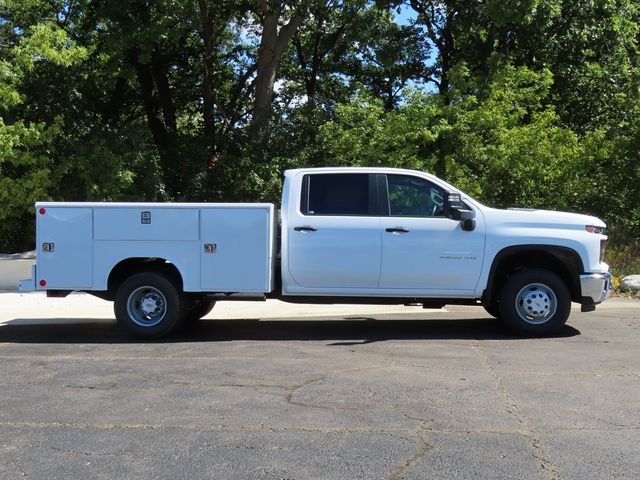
(126, 286, 167, 327)
(515, 283, 557, 325)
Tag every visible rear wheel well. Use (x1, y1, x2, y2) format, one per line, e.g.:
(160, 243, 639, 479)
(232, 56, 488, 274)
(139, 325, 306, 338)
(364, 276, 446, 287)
(484, 246, 582, 308)
(106, 258, 183, 300)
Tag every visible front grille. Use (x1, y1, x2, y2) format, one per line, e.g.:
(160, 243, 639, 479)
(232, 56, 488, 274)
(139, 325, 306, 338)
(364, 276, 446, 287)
(600, 239, 607, 263)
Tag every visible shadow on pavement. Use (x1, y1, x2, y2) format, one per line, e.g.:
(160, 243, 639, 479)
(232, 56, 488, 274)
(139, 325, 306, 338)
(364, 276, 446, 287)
(0, 317, 581, 344)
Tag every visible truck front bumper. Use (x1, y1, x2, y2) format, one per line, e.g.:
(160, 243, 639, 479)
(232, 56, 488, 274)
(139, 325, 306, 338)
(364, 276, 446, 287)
(580, 272, 612, 306)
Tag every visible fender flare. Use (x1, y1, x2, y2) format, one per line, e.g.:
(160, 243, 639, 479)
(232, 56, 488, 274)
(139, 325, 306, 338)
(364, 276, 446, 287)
(482, 244, 584, 306)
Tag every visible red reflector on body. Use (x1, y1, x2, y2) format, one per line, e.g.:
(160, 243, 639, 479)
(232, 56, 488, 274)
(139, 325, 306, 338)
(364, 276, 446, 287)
(39, 208, 46, 215)
(39, 280, 47, 287)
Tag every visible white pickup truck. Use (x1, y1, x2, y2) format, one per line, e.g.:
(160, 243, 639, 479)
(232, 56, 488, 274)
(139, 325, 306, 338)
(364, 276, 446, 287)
(19, 167, 612, 338)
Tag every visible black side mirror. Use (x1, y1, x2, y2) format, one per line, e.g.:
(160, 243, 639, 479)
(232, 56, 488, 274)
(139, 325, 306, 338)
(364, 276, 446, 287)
(443, 192, 461, 218)
(444, 192, 476, 231)
(461, 216, 476, 231)
(450, 208, 474, 221)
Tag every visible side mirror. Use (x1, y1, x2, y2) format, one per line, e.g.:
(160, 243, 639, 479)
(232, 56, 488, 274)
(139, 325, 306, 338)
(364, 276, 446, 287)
(461, 215, 476, 232)
(443, 192, 463, 216)
(444, 192, 476, 231)
(450, 208, 474, 221)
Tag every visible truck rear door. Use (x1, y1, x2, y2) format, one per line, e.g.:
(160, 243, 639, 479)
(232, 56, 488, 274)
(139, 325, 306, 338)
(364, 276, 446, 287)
(286, 173, 381, 288)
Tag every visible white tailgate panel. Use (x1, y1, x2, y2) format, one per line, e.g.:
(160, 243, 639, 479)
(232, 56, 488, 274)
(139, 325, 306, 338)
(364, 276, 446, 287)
(37, 207, 93, 289)
(94, 208, 199, 241)
(201, 208, 271, 292)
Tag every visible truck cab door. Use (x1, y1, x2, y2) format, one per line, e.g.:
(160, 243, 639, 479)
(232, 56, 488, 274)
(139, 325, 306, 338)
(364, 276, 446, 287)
(378, 174, 485, 294)
(286, 173, 381, 289)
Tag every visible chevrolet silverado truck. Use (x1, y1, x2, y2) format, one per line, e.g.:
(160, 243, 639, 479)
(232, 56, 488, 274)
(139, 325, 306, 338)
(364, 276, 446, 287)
(19, 167, 612, 338)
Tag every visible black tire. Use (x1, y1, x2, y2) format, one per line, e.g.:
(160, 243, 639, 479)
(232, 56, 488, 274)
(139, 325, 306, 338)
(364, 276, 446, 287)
(186, 297, 216, 322)
(499, 268, 571, 336)
(114, 271, 186, 339)
(483, 302, 501, 319)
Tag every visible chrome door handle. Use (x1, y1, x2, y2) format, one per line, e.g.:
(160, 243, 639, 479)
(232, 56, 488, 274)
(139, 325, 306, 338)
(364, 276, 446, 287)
(385, 227, 409, 234)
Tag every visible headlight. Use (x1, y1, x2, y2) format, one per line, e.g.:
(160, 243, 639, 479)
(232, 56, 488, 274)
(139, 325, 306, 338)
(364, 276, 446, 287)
(585, 225, 605, 234)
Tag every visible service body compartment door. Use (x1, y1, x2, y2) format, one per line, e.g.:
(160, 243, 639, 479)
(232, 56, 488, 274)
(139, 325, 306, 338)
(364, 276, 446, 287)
(37, 207, 93, 289)
(200, 207, 273, 292)
(94, 208, 199, 241)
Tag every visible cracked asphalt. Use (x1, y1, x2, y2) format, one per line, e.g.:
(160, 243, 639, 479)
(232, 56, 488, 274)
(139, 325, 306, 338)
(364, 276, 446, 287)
(0, 293, 638, 479)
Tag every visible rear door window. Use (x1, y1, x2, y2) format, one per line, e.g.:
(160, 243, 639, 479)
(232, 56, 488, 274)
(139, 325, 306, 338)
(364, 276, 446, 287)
(301, 174, 372, 216)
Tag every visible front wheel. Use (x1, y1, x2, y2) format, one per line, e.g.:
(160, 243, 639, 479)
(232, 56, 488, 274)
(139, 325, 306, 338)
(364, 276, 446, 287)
(499, 268, 571, 336)
(114, 271, 186, 339)
(482, 302, 501, 319)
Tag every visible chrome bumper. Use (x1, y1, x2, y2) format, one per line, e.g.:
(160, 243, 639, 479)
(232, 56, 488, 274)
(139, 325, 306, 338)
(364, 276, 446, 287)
(580, 272, 613, 304)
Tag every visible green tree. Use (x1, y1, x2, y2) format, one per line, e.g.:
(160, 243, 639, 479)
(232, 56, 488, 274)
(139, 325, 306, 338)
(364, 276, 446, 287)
(1, 0, 639, 252)
(315, 65, 585, 210)
(0, 1, 88, 251)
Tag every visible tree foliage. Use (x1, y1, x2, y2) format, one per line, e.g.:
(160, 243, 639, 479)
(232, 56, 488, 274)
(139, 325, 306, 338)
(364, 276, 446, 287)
(0, 0, 639, 252)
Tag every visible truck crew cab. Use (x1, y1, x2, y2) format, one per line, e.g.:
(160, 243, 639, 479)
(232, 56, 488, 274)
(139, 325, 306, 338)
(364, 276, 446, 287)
(20, 167, 612, 338)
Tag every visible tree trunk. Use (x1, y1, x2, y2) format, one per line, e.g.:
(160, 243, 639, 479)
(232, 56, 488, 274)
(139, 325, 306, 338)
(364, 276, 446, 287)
(101, 76, 129, 126)
(439, 9, 454, 104)
(129, 48, 181, 198)
(409, 0, 456, 104)
(250, 1, 303, 145)
(198, 0, 218, 151)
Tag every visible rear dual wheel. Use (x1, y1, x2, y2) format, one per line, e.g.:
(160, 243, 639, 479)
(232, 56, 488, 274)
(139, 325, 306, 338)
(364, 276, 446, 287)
(114, 272, 186, 339)
(186, 296, 216, 322)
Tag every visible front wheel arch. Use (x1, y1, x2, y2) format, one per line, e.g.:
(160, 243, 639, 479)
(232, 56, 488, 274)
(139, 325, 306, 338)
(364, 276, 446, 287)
(483, 245, 584, 308)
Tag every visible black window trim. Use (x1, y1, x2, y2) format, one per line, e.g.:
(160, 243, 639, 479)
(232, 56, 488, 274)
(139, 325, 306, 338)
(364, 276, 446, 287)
(383, 173, 448, 219)
(298, 172, 456, 219)
(300, 174, 310, 214)
(375, 174, 389, 216)
(299, 173, 379, 217)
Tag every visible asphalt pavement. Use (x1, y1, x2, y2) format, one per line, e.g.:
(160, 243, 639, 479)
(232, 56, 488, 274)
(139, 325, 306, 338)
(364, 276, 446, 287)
(0, 293, 638, 479)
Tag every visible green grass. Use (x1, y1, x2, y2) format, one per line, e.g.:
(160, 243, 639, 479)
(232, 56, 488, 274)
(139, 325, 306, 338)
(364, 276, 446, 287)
(606, 242, 640, 297)
(607, 243, 640, 277)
